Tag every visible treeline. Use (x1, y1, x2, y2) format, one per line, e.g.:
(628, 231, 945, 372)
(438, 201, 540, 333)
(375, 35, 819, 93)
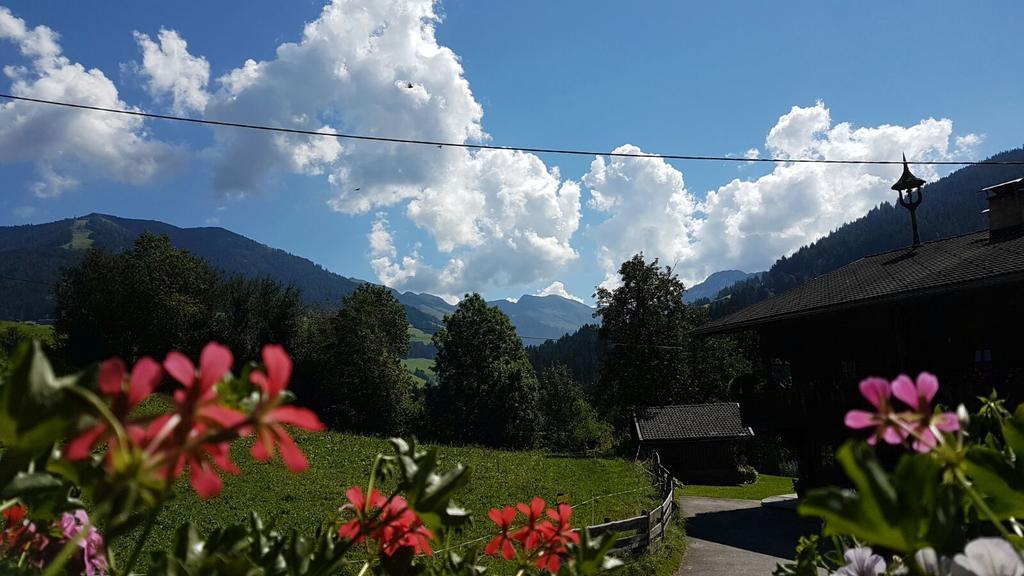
(49, 235, 755, 456)
(708, 147, 1024, 319)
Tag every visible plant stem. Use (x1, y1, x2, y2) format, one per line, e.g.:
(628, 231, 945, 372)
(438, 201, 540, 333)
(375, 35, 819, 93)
(124, 502, 164, 575)
(955, 470, 1023, 559)
(41, 519, 92, 576)
(356, 560, 370, 576)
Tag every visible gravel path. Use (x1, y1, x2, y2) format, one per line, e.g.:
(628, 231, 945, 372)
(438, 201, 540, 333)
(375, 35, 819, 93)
(675, 496, 817, 576)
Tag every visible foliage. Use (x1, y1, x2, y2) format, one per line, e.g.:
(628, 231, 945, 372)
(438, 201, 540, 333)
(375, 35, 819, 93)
(537, 365, 613, 453)
(594, 254, 694, 428)
(428, 294, 540, 449)
(775, 372, 1024, 576)
(679, 474, 795, 500)
(294, 285, 420, 436)
(0, 341, 625, 575)
(0, 321, 54, 375)
(526, 325, 601, 389)
(53, 234, 300, 370)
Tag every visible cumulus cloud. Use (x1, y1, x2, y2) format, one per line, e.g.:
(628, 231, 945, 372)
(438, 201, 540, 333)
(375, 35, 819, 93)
(585, 102, 980, 288)
(535, 281, 585, 303)
(133, 28, 210, 114)
(206, 0, 582, 295)
(0, 6, 178, 197)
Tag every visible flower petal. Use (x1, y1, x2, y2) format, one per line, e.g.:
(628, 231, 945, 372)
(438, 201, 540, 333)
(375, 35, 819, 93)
(250, 429, 275, 462)
(163, 352, 195, 387)
(488, 508, 505, 528)
(202, 405, 247, 429)
(261, 344, 292, 398)
(128, 357, 162, 407)
(199, 342, 233, 393)
(98, 358, 126, 397)
(269, 406, 324, 431)
(916, 372, 939, 405)
(275, 427, 309, 473)
(346, 486, 366, 512)
(189, 458, 223, 499)
(858, 377, 891, 410)
(485, 535, 502, 556)
(891, 374, 920, 410)
(934, 412, 960, 432)
(65, 425, 106, 460)
(882, 425, 905, 445)
(844, 410, 878, 429)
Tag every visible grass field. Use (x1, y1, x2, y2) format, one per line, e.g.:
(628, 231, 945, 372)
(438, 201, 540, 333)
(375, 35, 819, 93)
(0, 320, 54, 342)
(678, 474, 795, 500)
(117, 422, 663, 569)
(407, 325, 433, 344)
(61, 219, 94, 250)
(401, 357, 435, 386)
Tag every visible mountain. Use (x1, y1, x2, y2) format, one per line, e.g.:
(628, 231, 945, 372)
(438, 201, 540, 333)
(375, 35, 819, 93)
(489, 295, 596, 342)
(683, 269, 758, 303)
(709, 147, 1024, 319)
(0, 213, 364, 321)
(0, 213, 597, 340)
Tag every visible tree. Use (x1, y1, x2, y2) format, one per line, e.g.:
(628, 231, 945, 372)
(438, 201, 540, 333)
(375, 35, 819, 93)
(210, 276, 302, 365)
(428, 294, 540, 448)
(54, 233, 220, 367)
(594, 253, 693, 429)
(293, 285, 420, 436)
(537, 365, 613, 453)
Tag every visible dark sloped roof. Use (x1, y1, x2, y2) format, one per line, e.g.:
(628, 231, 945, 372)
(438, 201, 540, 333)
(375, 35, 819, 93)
(634, 402, 752, 441)
(695, 230, 1024, 335)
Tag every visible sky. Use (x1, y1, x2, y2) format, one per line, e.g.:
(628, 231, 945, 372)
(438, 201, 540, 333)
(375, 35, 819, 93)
(1, 1, 1022, 304)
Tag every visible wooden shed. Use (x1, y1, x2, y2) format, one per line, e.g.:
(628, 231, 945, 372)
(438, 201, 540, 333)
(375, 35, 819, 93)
(634, 403, 754, 484)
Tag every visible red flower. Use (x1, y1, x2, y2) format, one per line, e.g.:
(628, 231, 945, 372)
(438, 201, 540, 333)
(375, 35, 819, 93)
(375, 497, 433, 557)
(535, 503, 580, 572)
(337, 487, 434, 557)
(65, 356, 162, 461)
(338, 486, 388, 543)
(145, 343, 245, 499)
(512, 497, 547, 551)
(485, 506, 518, 560)
(248, 344, 324, 473)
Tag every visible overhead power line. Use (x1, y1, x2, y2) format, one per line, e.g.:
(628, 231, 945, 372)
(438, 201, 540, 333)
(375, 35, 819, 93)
(3, 93, 1022, 166)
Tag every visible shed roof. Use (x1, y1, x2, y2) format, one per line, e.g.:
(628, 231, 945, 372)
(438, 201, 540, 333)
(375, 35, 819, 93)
(634, 402, 753, 442)
(694, 229, 1024, 335)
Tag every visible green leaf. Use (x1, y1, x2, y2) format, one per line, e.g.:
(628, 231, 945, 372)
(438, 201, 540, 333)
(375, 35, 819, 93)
(798, 443, 919, 552)
(0, 341, 85, 451)
(1003, 405, 1024, 457)
(965, 446, 1024, 519)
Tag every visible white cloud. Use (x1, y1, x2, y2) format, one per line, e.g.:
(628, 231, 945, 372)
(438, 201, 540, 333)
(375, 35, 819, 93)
(585, 102, 980, 288)
(535, 281, 584, 303)
(133, 28, 210, 114)
(744, 147, 760, 160)
(0, 6, 178, 198)
(207, 0, 582, 295)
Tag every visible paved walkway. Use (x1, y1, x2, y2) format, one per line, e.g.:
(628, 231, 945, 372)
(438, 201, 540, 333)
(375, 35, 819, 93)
(675, 496, 818, 576)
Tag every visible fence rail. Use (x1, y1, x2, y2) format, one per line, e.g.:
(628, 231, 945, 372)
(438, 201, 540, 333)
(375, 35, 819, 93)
(578, 452, 675, 555)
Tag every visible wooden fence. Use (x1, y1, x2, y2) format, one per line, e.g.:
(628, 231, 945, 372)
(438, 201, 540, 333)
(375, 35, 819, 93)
(580, 452, 675, 554)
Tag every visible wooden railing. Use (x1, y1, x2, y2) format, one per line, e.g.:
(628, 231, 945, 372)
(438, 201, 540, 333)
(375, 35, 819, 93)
(581, 452, 675, 554)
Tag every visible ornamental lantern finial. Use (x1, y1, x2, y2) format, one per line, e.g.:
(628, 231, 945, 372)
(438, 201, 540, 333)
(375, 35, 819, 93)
(891, 154, 925, 246)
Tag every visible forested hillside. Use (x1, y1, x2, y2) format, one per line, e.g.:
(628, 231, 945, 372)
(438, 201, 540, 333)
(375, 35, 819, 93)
(708, 147, 1024, 319)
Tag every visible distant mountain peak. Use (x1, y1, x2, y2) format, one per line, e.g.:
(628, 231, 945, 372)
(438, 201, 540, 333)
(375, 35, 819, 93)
(683, 270, 758, 303)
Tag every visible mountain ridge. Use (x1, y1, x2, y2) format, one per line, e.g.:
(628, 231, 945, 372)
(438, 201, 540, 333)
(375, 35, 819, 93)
(0, 213, 596, 340)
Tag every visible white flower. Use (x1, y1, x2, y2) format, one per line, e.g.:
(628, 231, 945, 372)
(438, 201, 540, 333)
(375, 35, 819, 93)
(952, 538, 1024, 576)
(915, 547, 954, 576)
(835, 547, 887, 576)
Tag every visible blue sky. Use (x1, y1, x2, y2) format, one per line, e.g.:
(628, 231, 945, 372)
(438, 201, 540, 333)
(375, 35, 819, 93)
(1, 1, 1021, 303)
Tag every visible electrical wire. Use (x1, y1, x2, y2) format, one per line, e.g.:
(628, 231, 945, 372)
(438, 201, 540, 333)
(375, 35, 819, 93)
(3, 93, 1022, 166)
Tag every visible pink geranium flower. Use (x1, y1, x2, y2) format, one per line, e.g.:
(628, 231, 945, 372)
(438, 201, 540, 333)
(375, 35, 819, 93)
(844, 377, 905, 445)
(66, 356, 162, 461)
(248, 344, 325, 472)
(891, 372, 959, 452)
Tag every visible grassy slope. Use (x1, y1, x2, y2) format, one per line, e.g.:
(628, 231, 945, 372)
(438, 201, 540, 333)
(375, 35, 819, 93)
(407, 326, 432, 344)
(119, 427, 662, 566)
(678, 474, 795, 500)
(0, 321, 54, 341)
